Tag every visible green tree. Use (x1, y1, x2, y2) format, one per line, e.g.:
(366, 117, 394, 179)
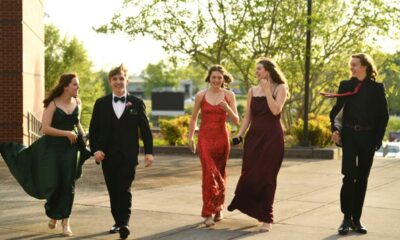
(174, 63, 207, 93)
(96, 0, 400, 128)
(45, 25, 66, 92)
(379, 51, 400, 115)
(140, 61, 179, 96)
(45, 24, 105, 129)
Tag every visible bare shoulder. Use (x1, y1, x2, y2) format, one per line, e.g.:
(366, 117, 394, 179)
(247, 87, 253, 96)
(195, 89, 207, 100)
(76, 97, 82, 105)
(44, 100, 56, 113)
(224, 89, 236, 99)
(277, 83, 287, 91)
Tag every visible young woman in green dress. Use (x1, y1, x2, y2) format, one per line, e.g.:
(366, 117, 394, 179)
(0, 73, 91, 236)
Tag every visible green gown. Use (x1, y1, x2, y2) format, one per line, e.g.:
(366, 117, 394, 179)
(0, 105, 91, 219)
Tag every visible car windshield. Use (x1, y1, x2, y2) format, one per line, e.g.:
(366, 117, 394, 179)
(387, 145, 400, 152)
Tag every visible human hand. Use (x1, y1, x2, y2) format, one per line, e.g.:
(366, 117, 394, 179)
(332, 131, 341, 144)
(144, 154, 153, 167)
(66, 131, 78, 144)
(218, 100, 230, 112)
(94, 151, 105, 163)
(232, 135, 243, 146)
(188, 138, 196, 154)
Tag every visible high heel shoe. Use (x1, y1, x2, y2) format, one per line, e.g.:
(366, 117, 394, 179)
(203, 216, 215, 227)
(214, 211, 224, 222)
(61, 218, 73, 237)
(48, 219, 57, 229)
(259, 222, 272, 232)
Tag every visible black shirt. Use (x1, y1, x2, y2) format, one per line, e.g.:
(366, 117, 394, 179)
(344, 78, 371, 127)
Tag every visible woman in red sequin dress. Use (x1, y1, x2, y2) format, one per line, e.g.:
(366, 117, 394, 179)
(228, 58, 289, 232)
(188, 65, 239, 227)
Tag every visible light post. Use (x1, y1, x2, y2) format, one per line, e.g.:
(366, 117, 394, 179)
(301, 0, 312, 147)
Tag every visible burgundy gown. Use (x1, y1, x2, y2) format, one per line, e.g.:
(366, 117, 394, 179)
(228, 95, 284, 223)
(198, 94, 230, 217)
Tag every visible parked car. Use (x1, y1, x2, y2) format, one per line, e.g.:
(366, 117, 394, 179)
(375, 145, 385, 157)
(375, 142, 388, 157)
(385, 143, 400, 158)
(388, 131, 400, 142)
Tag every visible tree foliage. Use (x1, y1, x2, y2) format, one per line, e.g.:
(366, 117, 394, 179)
(96, 0, 400, 128)
(45, 25, 106, 129)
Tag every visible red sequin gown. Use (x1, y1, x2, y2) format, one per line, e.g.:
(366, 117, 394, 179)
(198, 95, 230, 217)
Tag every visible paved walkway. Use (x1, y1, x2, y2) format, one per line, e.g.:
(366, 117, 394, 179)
(0, 154, 399, 240)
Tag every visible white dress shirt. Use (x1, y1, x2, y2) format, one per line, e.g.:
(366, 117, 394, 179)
(112, 93, 127, 119)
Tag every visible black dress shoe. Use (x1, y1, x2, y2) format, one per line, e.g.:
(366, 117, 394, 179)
(109, 224, 120, 234)
(352, 220, 367, 234)
(338, 219, 353, 235)
(119, 225, 130, 239)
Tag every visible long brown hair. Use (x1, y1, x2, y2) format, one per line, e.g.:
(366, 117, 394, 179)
(43, 73, 77, 107)
(204, 65, 233, 88)
(257, 57, 287, 85)
(351, 53, 378, 81)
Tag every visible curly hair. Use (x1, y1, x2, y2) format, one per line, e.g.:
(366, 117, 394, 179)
(204, 65, 233, 88)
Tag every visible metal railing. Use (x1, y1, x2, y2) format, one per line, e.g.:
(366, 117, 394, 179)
(27, 112, 42, 145)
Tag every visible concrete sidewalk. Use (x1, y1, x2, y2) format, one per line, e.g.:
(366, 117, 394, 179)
(0, 155, 399, 240)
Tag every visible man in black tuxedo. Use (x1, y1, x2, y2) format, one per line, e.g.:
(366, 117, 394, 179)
(89, 65, 153, 239)
(329, 54, 388, 235)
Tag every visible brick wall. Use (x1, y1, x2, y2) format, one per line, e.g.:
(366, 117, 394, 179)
(0, 0, 44, 144)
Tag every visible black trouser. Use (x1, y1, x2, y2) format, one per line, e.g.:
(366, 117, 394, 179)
(340, 127, 375, 220)
(102, 151, 137, 226)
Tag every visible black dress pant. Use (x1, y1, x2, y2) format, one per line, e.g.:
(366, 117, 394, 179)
(340, 127, 375, 220)
(102, 151, 137, 226)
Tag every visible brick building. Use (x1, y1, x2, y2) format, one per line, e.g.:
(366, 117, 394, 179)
(0, 0, 44, 144)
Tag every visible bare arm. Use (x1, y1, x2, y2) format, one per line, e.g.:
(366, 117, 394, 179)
(76, 99, 86, 136)
(188, 91, 204, 141)
(220, 90, 239, 126)
(236, 89, 252, 137)
(264, 83, 287, 116)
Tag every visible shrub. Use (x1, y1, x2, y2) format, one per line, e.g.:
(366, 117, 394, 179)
(237, 103, 245, 119)
(159, 115, 191, 146)
(385, 115, 400, 141)
(290, 114, 332, 147)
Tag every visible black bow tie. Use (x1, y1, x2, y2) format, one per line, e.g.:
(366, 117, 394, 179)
(114, 96, 126, 103)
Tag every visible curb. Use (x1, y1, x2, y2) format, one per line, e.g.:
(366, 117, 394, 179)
(140, 146, 341, 160)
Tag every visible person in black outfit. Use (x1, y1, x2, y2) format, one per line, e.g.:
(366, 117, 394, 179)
(89, 65, 154, 239)
(329, 53, 389, 235)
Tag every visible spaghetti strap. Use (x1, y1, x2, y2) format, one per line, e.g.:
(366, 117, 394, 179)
(53, 100, 58, 107)
(201, 89, 208, 102)
(223, 90, 230, 103)
(272, 85, 280, 98)
(75, 97, 81, 107)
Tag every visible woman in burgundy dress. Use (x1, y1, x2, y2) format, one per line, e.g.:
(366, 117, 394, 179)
(188, 65, 239, 227)
(228, 58, 289, 232)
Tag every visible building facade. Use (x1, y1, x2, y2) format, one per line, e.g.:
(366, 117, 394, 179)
(0, 0, 45, 144)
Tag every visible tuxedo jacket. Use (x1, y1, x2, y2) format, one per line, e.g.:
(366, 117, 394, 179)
(89, 94, 153, 164)
(329, 78, 389, 147)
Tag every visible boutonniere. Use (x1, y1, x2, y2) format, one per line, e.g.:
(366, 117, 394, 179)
(125, 101, 137, 115)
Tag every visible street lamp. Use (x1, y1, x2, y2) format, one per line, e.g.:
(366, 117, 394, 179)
(301, 0, 312, 147)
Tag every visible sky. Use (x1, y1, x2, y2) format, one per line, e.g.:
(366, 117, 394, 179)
(44, 0, 399, 75)
(44, 0, 166, 75)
